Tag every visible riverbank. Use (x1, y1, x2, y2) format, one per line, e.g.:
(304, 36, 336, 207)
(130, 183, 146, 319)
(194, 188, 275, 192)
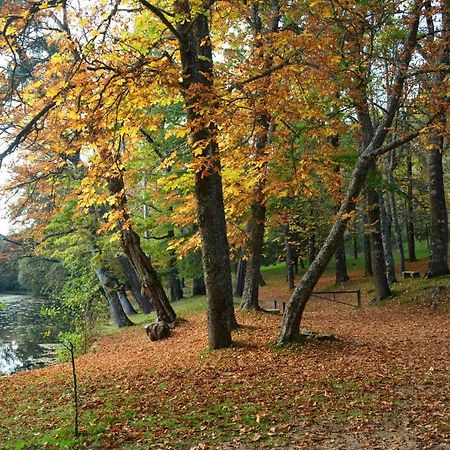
(0, 293, 64, 375)
(0, 266, 449, 449)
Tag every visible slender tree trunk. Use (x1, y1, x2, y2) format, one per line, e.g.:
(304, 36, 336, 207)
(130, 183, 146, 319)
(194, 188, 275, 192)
(308, 233, 316, 266)
(387, 151, 406, 273)
(241, 202, 266, 310)
(277, 2, 419, 343)
(193, 276, 206, 296)
(117, 255, 153, 314)
(379, 193, 397, 283)
(167, 229, 183, 301)
(406, 151, 417, 261)
(335, 234, 349, 284)
(293, 252, 299, 274)
(357, 84, 391, 298)
(234, 258, 247, 296)
(364, 214, 373, 276)
(299, 257, 305, 269)
(169, 264, 184, 301)
(241, 3, 279, 310)
(425, 0, 449, 276)
(353, 233, 358, 259)
(285, 225, 296, 290)
(278, 153, 375, 343)
(96, 269, 133, 328)
(118, 286, 139, 315)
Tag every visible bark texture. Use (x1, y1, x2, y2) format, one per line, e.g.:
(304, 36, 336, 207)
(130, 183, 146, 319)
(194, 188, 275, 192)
(118, 255, 153, 314)
(387, 151, 406, 273)
(118, 286, 139, 315)
(241, 2, 279, 310)
(367, 182, 392, 299)
(234, 258, 247, 297)
(96, 269, 133, 328)
(335, 234, 349, 284)
(241, 202, 266, 309)
(406, 152, 417, 261)
(107, 173, 176, 324)
(192, 276, 206, 296)
(364, 217, 373, 276)
(277, 7, 419, 343)
(379, 194, 397, 283)
(121, 228, 177, 324)
(427, 129, 449, 277)
(285, 225, 296, 290)
(175, 2, 236, 347)
(425, 0, 449, 277)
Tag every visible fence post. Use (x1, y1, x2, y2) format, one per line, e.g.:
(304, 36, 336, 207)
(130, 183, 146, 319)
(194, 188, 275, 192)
(356, 289, 361, 308)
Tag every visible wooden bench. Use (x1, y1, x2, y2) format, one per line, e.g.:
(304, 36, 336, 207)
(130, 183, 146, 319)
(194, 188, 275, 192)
(259, 299, 286, 313)
(402, 271, 420, 279)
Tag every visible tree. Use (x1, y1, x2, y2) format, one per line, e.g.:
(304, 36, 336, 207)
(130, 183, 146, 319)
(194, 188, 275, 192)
(240, 1, 280, 311)
(166, 0, 238, 346)
(277, 0, 422, 344)
(422, 0, 449, 277)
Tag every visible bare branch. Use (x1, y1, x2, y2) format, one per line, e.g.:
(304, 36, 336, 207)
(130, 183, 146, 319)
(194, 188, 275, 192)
(137, 0, 180, 39)
(0, 101, 56, 168)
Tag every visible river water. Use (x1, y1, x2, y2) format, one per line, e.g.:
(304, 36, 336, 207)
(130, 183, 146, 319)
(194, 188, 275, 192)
(0, 294, 64, 375)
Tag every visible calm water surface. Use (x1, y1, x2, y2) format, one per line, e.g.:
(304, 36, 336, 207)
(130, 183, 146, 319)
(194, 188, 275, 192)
(0, 294, 64, 375)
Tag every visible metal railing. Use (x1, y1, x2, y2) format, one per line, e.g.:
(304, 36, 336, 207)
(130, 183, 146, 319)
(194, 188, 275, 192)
(261, 289, 362, 312)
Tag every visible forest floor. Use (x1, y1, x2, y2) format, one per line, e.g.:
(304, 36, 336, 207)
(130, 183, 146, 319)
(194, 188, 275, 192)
(0, 260, 449, 449)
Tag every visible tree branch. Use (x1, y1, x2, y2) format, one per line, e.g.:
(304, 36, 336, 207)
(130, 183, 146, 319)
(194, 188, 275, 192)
(0, 101, 56, 168)
(137, 0, 180, 39)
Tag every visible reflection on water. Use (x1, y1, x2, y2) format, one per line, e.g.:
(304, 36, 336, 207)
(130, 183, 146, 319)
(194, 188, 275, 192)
(0, 294, 64, 375)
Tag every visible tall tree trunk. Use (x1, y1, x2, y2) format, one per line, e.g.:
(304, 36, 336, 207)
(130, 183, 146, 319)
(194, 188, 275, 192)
(335, 234, 349, 284)
(357, 79, 391, 299)
(169, 263, 184, 301)
(353, 233, 358, 259)
(96, 269, 133, 328)
(293, 252, 299, 274)
(427, 127, 449, 277)
(241, 3, 279, 311)
(285, 225, 296, 290)
(367, 183, 391, 300)
(241, 202, 266, 310)
(117, 255, 153, 314)
(367, 167, 392, 299)
(379, 193, 397, 283)
(277, 3, 419, 343)
(364, 214, 373, 276)
(234, 258, 247, 296)
(167, 229, 183, 301)
(425, 0, 449, 277)
(118, 286, 139, 315)
(406, 151, 417, 261)
(175, 2, 236, 347)
(387, 151, 406, 273)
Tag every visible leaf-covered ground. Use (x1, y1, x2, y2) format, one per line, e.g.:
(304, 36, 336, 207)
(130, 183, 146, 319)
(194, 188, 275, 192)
(1, 265, 449, 449)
